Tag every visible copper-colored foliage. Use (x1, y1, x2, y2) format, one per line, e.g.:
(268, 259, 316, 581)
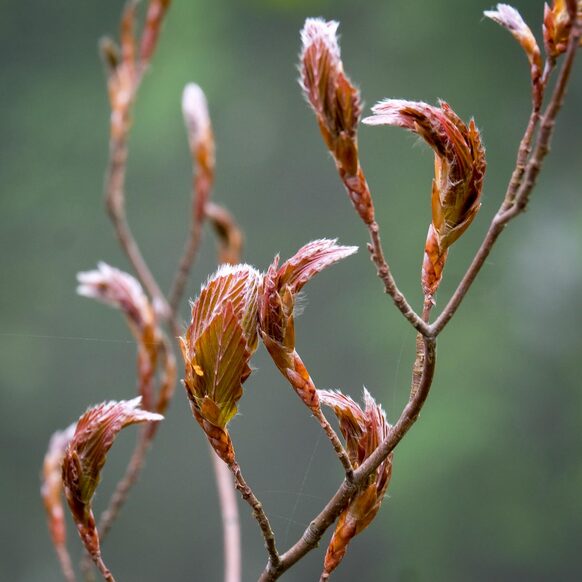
(181, 264, 261, 463)
(364, 100, 486, 299)
(484, 4, 542, 82)
(258, 240, 357, 409)
(544, 0, 582, 57)
(41, 423, 77, 574)
(61, 398, 162, 560)
(299, 19, 374, 224)
(319, 389, 393, 577)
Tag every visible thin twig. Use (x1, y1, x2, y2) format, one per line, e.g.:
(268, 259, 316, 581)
(97, 6, 244, 581)
(94, 554, 116, 582)
(168, 207, 204, 315)
(258, 337, 437, 581)
(366, 221, 430, 336)
(105, 134, 171, 319)
(228, 461, 280, 569)
(312, 407, 354, 479)
(431, 23, 581, 338)
(211, 451, 242, 582)
(55, 544, 77, 582)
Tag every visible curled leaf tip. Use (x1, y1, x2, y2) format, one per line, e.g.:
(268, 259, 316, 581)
(484, 4, 542, 81)
(77, 262, 153, 330)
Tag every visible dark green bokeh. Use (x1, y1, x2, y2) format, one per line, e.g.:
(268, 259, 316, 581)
(1, 1, 581, 580)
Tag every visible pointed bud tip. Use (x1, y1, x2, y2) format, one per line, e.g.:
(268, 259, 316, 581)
(182, 83, 211, 137)
(300, 18, 341, 58)
(200, 263, 262, 293)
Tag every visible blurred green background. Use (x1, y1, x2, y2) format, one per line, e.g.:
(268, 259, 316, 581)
(1, 0, 581, 580)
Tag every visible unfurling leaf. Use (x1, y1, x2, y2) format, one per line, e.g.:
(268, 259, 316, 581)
(484, 4, 542, 84)
(299, 18, 374, 224)
(363, 100, 486, 299)
(319, 389, 393, 578)
(181, 264, 261, 463)
(258, 240, 357, 409)
(61, 398, 162, 566)
(41, 423, 77, 581)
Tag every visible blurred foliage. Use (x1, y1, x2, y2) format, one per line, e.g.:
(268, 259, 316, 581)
(0, 1, 581, 581)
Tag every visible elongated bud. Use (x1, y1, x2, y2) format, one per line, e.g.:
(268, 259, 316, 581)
(62, 398, 162, 567)
(364, 100, 485, 300)
(258, 240, 357, 409)
(484, 4, 542, 88)
(182, 83, 212, 154)
(183, 83, 215, 221)
(41, 423, 77, 582)
(299, 18, 375, 224)
(181, 264, 261, 464)
(319, 389, 393, 578)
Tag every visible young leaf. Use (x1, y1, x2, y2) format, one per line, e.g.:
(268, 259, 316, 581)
(258, 240, 357, 409)
(319, 389, 393, 578)
(61, 398, 162, 567)
(299, 18, 374, 224)
(181, 264, 261, 463)
(364, 100, 486, 299)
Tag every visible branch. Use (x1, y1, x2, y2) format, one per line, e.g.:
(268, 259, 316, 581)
(228, 461, 280, 570)
(55, 545, 77, 582)
(258, 337, 437, 581)
(312, 407, 354, 479)
(431, 22, 581, 338)
(105, 135, 170, 319)
(366, 221, 431, 336)
(212, 452, 242, 582)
